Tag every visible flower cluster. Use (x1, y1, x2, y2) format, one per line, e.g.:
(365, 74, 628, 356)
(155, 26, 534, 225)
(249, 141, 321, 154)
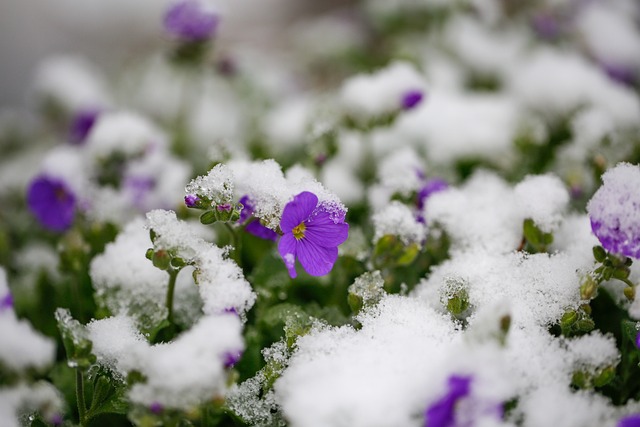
(2, 0, 640, 426)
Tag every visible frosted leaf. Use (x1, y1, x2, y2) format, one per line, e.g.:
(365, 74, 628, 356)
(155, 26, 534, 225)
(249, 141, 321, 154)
(128, 314, 244, 409)
(372, 201, 425, 245)
(514, 174, 569, 233)
(146, 210, 256, 315)
(185, 163, 235, 207)
(87, 315, 149, 377)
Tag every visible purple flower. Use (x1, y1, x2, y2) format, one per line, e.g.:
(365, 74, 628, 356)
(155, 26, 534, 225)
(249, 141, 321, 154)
(601, 61, 637, 87)
(636, 331, 640, 350)
(69, 107, 100, 145)
(278, 192, 349, 278)
(0, 293, 13, 311)
(238, 195, 278, 241)
(531, 12, 562, 40)
(223, 349, 243, 368)
(417, 178, 449, 210)
(163, 0, 219, 42)
(184, 194, 201, 208)
(587, 163, 640, 259)
(27, 175, 76, 232)
(425, 375, 473, 427)
(217, 203, 232, 212)
(619, 414, 640, 427)
(49, 413, 63, 426)
(125, 175, 156, 210)
(401, 89, 424, 110)
(149, 402, 164, 415)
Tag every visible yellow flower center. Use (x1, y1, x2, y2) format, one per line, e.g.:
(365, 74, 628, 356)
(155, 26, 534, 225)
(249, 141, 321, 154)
(292, 222, 306, 240)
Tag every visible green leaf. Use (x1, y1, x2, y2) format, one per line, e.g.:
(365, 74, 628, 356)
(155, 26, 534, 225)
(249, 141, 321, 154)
(55, 308, 95, 370)
(593, 246, 607, 263)
(200, 211, 218, 225)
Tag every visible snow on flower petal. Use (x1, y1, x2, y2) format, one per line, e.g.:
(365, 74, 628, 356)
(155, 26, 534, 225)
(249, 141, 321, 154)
(278, 191, 348, 278)
(587, 163, 640, 259)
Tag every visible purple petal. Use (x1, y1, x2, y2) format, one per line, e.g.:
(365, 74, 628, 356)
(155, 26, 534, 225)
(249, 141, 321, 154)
(424, 375, 473, 427)
(619, 414, 640, 427)
(278, 233, 298, 278)
(27, 176, 76, 232)
(246, 220, 278, 241)
(238, 195, 253, 222)
(401, 89, 424, 110)
(296, 239, 338, 277)
(69, 107, 100, 145)
(0, 293, 13, 311)
(304, 211, 349, 247)
(280, 192, 318, 233)
(164, 0, 218, 41)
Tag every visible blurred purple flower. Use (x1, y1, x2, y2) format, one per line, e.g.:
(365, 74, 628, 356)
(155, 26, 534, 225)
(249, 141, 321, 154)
(0, 293, 13, 311)
(531, 12, 562, 40)
(401, 89, 424, 110)
(636, 331, 640, 350)
(223, 349, 243, 368)
(149, 402, 163, 415)
(239, 195, 278, 241)
(164, 0, 219, 42)
(601, 61, 637, 87)
(125, 175, 156, 210)
(619, 414, 640, 427)
(278, 192, 349, 278)
(425, 375, 473, 427)
(587, 163, 640, 259)
(27, 175, 76, 232)
(69, 107, 100, 145)
(417, 178, 449, 210)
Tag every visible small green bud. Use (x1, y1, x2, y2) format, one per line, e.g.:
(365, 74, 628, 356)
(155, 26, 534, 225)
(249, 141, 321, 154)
(592, 246, 606, 263)
(623, 287, 635, 301)
(145, 248, 154, 261)
(613, 268, 630, 280)
(576, 318, 595, 333)
(580, 276, 598, 300)
(593, 366, 616, 388)
(170, 256, 186, 269)
(152, 250, 171, 270)
(560, 310, 578, 328)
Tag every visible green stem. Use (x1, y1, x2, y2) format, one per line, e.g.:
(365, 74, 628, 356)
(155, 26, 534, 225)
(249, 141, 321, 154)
(224, 223, 242, 267)
(166, 269, 179, 324)
(76, 369, 87, 426)
(618, 277, 636, 288)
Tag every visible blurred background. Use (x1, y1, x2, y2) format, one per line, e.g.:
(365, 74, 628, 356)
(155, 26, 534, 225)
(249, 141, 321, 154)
(0, 0, 352, 109)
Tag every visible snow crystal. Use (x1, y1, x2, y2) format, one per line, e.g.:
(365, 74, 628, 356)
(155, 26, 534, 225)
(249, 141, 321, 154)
(90, 218, 202, 330)
(146, 210, 256, 315)
(275, 296, 459, 427)
(128, 314, 244, 409)
(513, 174, 569, 233)
(372, 201, 425, 245)
(87, 315, 149, 376)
